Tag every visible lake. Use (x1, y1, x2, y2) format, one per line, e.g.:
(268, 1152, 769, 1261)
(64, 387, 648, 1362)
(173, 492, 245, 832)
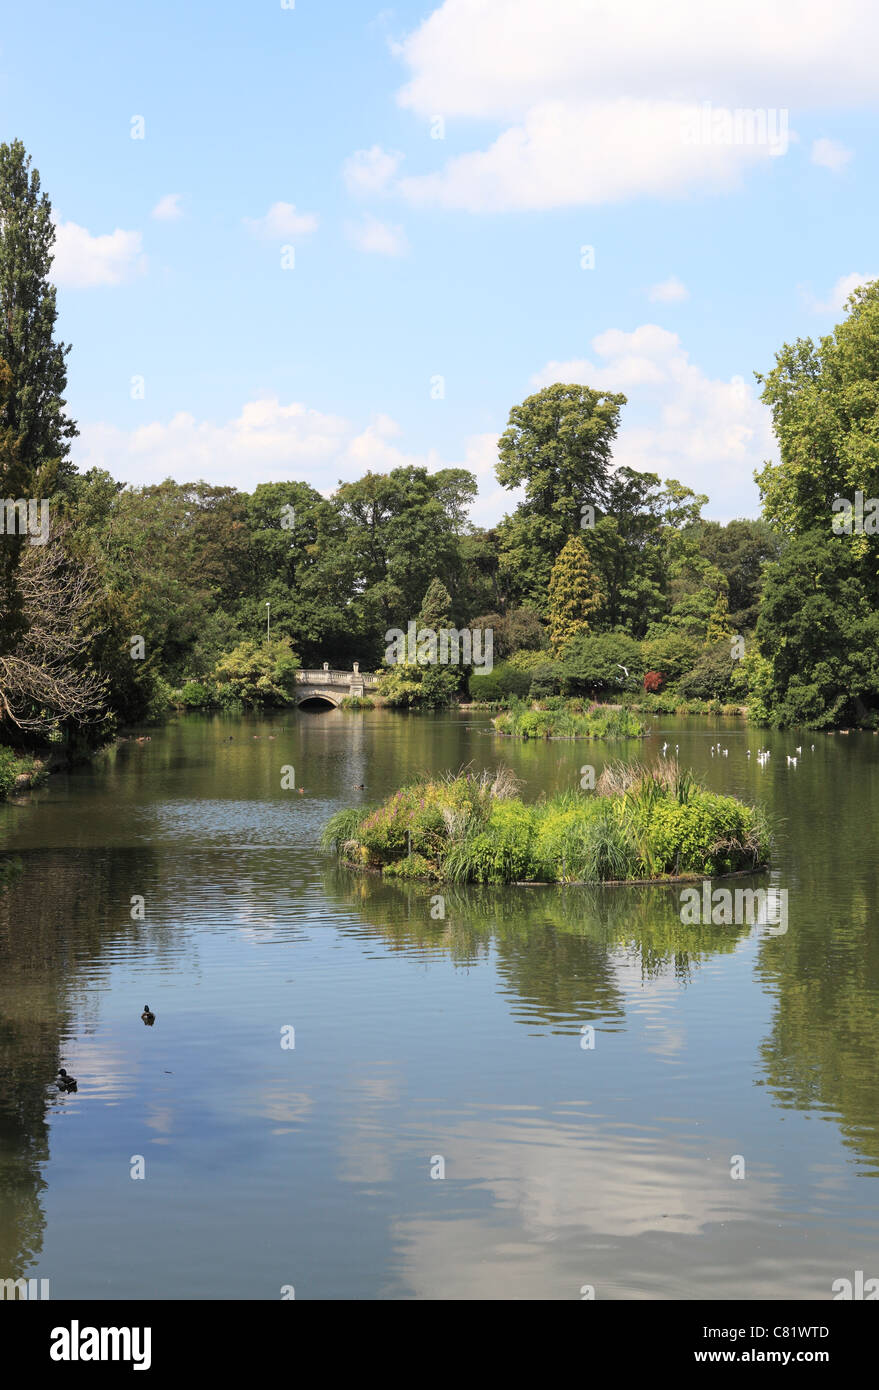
(1, 708, 878, 1299)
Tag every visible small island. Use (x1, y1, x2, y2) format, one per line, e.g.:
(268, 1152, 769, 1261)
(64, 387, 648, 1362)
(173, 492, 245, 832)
(322, 761, 770, 885)
(492, 699, 645, 740)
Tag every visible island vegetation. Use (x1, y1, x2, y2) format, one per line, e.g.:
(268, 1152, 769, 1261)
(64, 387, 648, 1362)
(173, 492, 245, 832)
(492, 698, 644, 740)
(321, 762, 770, 885)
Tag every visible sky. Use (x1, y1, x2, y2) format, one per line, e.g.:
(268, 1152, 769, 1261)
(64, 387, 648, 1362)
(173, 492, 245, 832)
(2, 0, 877, 526)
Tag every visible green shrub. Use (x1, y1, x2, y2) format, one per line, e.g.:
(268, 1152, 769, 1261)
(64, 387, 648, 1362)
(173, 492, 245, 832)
(469, 662, 531, 702)
(213, 637, 299, 707)
(322, 762, 769, 885)
(0, 747, 20, 798)
(180, 680, 212, 708)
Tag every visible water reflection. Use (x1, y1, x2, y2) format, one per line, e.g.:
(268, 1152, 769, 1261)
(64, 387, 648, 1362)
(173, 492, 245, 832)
(0, 712, 877, 1298)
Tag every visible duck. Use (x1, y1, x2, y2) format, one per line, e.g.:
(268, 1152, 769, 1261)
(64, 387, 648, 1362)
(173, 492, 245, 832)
(57, 1068, 77, 1092)
(297, 787, 305, 795)
(141, 1005, 155, 1025)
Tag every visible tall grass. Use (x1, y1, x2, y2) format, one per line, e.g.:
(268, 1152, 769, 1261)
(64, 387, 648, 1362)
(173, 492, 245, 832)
(493, 702, 644, 740)
(323, 761, 771, 885)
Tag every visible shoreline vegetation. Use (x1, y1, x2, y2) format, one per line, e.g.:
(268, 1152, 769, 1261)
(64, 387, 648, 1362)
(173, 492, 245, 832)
(0, 748, 50, 799)
(492, 699, 645, 740)
(321, 761, 770, 886)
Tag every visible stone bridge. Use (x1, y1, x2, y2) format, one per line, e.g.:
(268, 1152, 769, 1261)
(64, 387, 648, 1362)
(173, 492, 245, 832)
(295, 664, 381, 708)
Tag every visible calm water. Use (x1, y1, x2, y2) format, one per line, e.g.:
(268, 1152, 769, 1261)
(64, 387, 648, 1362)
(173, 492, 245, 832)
(1, 709, 878, 1300)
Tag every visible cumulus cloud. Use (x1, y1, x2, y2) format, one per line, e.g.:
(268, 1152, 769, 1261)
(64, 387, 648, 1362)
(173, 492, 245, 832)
(243, 202, 319, 240)
(531, 324, 776, 519)
(804, 271, 877, 313)
(151, 193, 184, 221)
(388, 0, 879, 209)
(810, 137, 853, 171)
(648, 276, 690, 304)
(396, 0, 879, 118)
(342, 144, 403, 195)
(73, 397, 450, 492)
(346, 213, 409, 256)
(52, 220, 145, 288)
(398, 100, 785, 211)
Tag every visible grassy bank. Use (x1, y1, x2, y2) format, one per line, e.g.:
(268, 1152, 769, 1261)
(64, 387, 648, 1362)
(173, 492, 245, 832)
(493, 699, 645, 739)
(322, 762, 770, 885)
(0, 748, 49, 799)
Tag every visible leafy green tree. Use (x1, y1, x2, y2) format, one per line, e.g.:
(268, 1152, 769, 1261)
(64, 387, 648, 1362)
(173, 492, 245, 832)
(0, 141, 77, 492)
(333, 466, 475, 638)
(641, 628, 702, 684)
(469, 607, 545, 660)
(756, 279, 879, 545)
(560, 631, 643, 696)
(213, 637, 300, 707)
(676, 642, 737, 702)
(584, 471, 707, 635)
(547, 535, 602, 654)
(696, 518, 780, 630)
(495, 383, 626, 608)
(377, 656, 460, 708)
(757, 529, 879, 726)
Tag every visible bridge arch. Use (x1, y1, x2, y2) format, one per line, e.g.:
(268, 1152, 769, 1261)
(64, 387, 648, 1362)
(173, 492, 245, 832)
(295, 688, 342, 709)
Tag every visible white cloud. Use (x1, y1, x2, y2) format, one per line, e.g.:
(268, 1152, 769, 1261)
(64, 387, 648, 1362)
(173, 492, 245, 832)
(346, 213, 409, 256)
(391, 0, 879, 209)
(396, 0, 879, 118)
(151, 193, 184, 221)
(52, 220, 145, 288)
(805, 271, 877, 314)
(397, 99, 788, 211)
(243, 202, 319, 240)
(74, 397, 448, 492)
(810, 137, 853, 171)
(531, 324, 776, 519)
(342, 144, 403, 195)
(648, 275, 690, 304)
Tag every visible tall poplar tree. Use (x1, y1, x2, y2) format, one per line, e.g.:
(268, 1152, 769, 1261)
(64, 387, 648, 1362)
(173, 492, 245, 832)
(0, 139, 77, 497)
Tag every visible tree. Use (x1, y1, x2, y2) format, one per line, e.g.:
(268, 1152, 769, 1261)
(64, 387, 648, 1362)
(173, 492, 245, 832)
(547, 535, 602, 654)
(705, 591, 733, 643)
(695, 518, 780, 630)
(0, 141, 77, 492)
(0, 359, 31, 650)
(756, 279, 879, 548)
(756, 529, 879, 727)
(212, 637, 299, 707)
(333, 466, 475, 637)
(560, 631, 643, 695)
(495, 383, 626, 608)
(0, 520, 109, 734)
(584, 471, 707, 635)
(418, 578, 452, 630)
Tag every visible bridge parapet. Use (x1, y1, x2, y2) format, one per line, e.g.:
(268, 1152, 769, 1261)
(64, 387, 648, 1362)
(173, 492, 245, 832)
(294, 667, 382, 706)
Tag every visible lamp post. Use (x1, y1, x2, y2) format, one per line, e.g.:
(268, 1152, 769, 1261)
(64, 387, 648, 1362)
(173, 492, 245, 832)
(266, 602, 271, 642)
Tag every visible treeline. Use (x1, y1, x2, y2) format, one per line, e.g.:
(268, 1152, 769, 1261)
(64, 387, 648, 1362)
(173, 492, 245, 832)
(3, 135, 879, 749)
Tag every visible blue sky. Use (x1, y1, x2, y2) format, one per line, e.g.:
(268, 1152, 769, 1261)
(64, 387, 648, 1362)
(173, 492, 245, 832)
(2, 0, 876, 523)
